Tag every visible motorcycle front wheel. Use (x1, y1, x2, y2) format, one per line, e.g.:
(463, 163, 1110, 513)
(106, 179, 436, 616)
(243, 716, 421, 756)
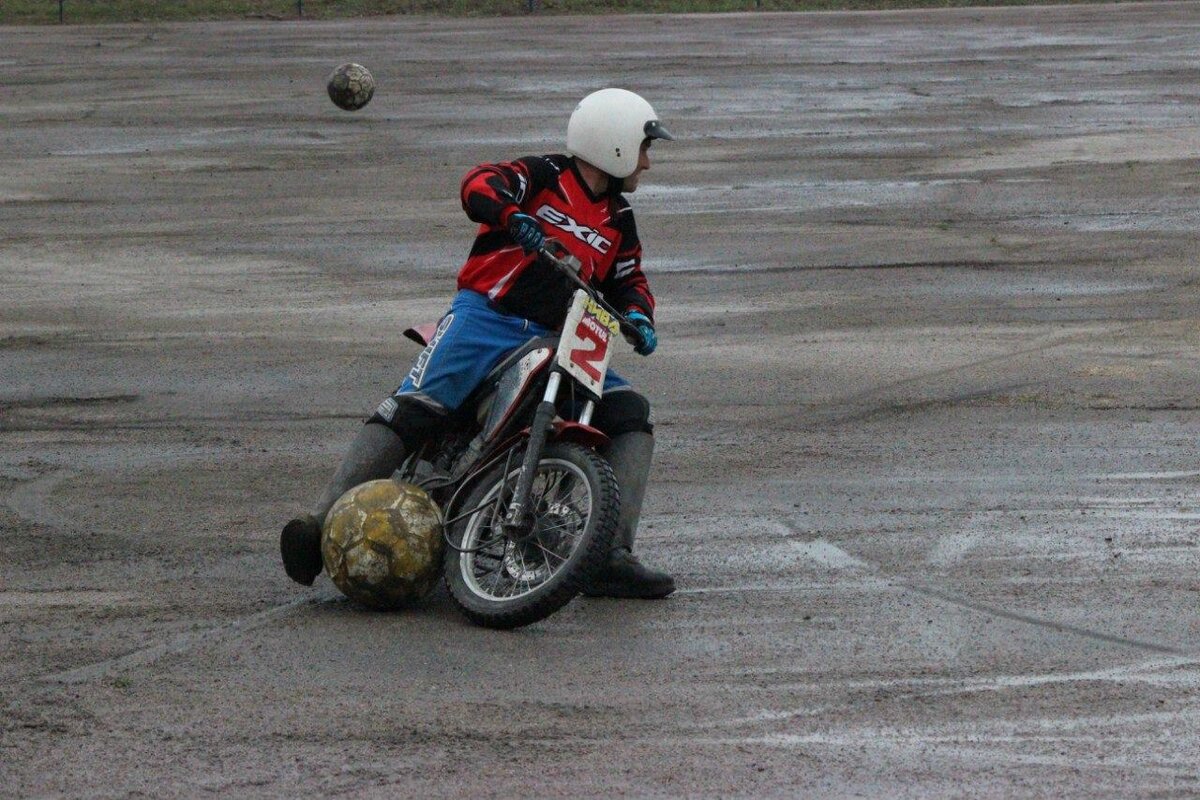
(444, 441, 619, 629)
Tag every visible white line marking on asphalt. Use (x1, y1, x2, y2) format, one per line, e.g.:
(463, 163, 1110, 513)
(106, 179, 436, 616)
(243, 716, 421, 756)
(675, 735, 1195, 776)
(7, 469, 75, 529)
(788, 539, 870, 570)
(1090, 470, 1200, 481)
(919, 654, 1200, 696)
(927, 530, 983, 566)
(768, 520, 870, 569)
(717, 654, 1199, 697)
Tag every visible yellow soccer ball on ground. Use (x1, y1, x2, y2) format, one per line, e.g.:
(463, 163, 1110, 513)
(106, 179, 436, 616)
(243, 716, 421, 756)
(321, 479, 444, 610)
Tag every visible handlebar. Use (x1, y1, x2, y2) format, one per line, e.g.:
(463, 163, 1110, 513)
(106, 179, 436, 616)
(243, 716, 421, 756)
(537, 239, 647, 348)
(495, 185, 648, 348)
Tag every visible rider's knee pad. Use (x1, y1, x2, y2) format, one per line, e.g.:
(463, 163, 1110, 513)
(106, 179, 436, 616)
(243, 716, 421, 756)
(367, 395, 448, 452)
(592, 389, 653, 437)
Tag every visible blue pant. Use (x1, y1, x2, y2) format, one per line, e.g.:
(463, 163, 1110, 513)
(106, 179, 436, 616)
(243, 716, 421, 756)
(395, 289, 629, 413)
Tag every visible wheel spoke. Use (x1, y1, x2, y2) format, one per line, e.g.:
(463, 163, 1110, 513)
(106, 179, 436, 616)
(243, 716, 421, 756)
(531, 539, 567, 567)
(535, 519, 583, 536)
(518, 548, 537, 586)
(485, 564, 509, 596)
(539, 469, 569, 505)
(457, 453, 597, 603)
(476, 525, 505, 549)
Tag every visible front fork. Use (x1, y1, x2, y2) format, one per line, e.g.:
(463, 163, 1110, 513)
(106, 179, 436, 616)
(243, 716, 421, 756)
(502, 370, 596, 536)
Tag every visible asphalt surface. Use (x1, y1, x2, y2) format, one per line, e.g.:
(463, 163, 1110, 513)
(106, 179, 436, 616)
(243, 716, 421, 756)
(3, 3, 1200, 796)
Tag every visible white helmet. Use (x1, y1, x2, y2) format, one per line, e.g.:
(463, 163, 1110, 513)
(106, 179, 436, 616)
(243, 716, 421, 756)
(566, 88, 674, 179)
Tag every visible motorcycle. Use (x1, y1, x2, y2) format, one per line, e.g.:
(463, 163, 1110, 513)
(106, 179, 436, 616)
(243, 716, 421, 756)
(395, 240, 650, 629)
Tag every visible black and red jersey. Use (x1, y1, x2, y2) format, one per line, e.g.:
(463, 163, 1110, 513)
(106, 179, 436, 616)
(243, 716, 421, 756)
(458, 153, 655, 331)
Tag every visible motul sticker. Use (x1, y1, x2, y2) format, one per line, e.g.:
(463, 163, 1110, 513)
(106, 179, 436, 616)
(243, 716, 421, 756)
(557, 291, 616, 397)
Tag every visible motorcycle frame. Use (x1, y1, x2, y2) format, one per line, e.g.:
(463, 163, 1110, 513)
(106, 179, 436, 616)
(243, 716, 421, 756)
(402, 238, 646, 540)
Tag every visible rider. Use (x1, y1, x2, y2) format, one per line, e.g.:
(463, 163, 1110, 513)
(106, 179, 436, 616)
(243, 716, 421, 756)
(280, 88, 675, 599)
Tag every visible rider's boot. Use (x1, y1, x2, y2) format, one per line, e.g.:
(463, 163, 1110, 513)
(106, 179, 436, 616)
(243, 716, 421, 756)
(280, 421, 407, 586)
(583, 431, 675, 599)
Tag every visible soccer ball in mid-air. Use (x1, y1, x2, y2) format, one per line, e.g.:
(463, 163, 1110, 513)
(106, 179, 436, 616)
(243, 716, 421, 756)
(322, 479, 444, 609)
(326, 62, 375, 111)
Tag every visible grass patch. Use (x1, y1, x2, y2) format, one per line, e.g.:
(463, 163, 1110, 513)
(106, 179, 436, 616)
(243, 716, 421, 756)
(3, 0, 1138, 25)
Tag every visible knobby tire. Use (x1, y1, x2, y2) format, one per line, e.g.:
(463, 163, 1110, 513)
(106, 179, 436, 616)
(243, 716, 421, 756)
(443, 441, 619, 629)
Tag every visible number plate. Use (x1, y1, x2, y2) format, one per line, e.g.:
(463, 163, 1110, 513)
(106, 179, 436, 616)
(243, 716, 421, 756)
(557, 289, 618, 398)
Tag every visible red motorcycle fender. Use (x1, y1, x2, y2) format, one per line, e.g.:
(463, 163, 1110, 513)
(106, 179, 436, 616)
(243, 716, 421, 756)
(480, 421, 609, 467)
(549, 420, 610, 450)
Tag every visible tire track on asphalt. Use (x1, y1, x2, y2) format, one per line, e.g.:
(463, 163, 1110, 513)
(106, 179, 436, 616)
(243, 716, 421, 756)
(5, 468, 340, 685)
(748, 315, 1199, 659)
(899, 582, 1185, 655)
(36, 593, 336, 685)
(696, 654, 1200, 705)
(820, 321, 1154, 426)
(774, 519, 1188, 657)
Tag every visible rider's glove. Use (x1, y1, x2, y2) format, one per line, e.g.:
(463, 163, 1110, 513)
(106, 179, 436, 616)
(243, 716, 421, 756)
(506, 212, 545, 254)
(627, 310, 657, 356)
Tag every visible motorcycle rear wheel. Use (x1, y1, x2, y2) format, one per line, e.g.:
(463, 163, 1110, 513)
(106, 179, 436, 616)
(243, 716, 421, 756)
(444, 441, 619, 629)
